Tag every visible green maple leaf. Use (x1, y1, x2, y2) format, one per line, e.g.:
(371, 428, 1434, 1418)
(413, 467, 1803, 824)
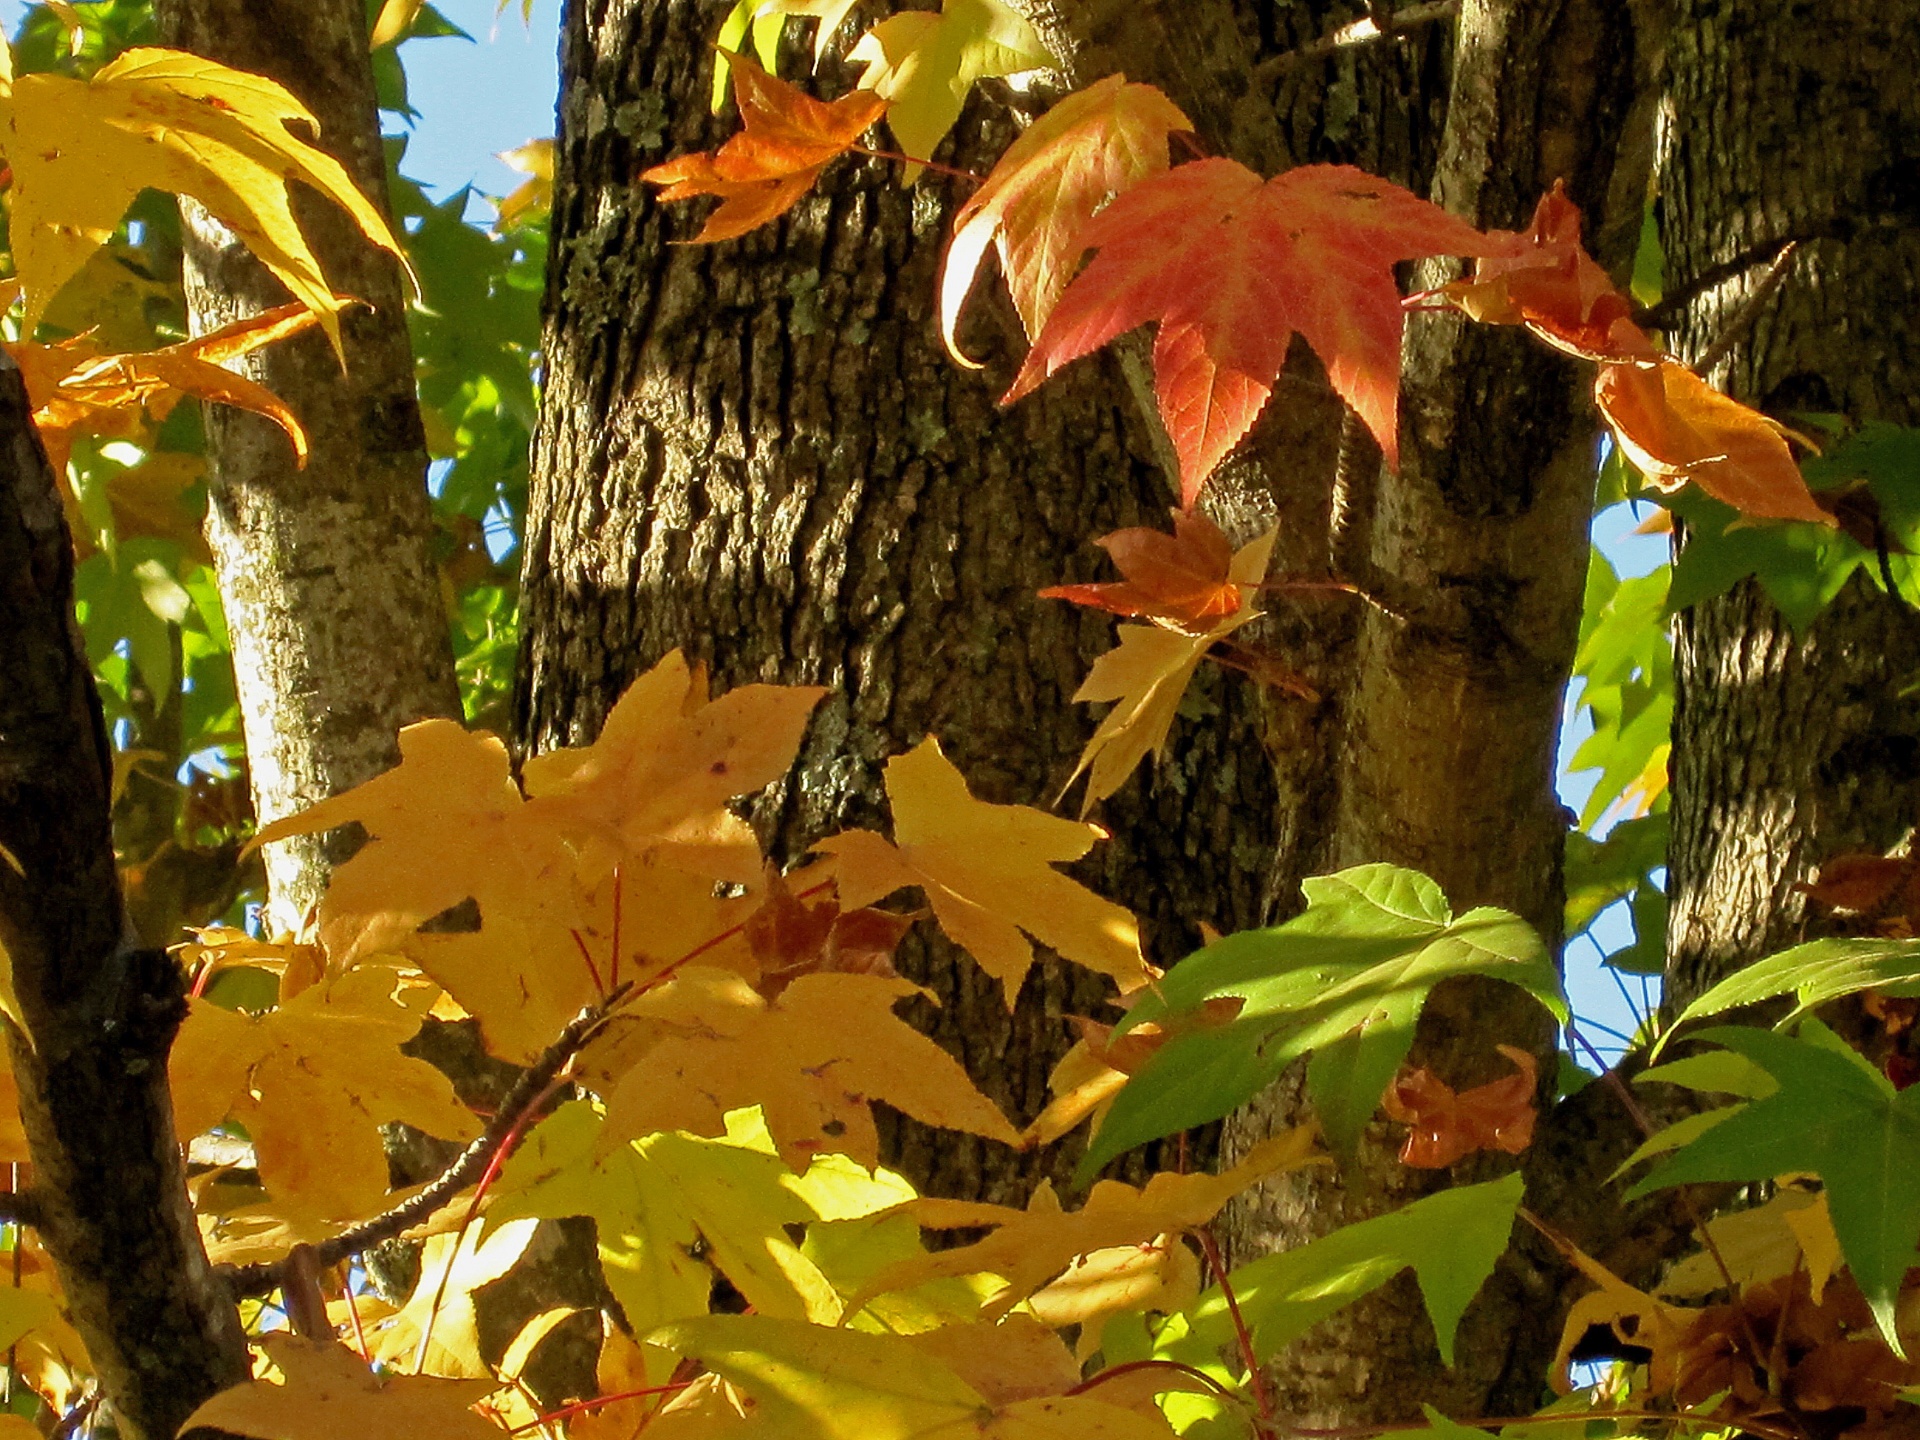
(1660, 936, 1920, 1044)
(1156, 1173, 1523, 1369)
(1081, 866, 1563, 1175)
(849, 0, 1051, 172)
(1629, 1023, 1920, 1351)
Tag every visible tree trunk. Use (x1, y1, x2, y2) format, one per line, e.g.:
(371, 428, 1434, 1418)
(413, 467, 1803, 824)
(154, 0, 461, 933)
(0, 357, 247, 1440)
(1220, 0, 1656, 1423)
(1663, 0, 1920, 1010)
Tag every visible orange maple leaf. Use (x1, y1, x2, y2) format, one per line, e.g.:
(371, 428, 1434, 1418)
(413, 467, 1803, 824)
(641, 50, 888, 243)
(11, 301, 320, 475)
(940, 75, 1192, 366)
(1595, 358, 1829, 524)
(1039, 508, 1244, 627)
(1381, 1043, 1539, 1169)
(1005, 159, 1492, 503)
(1414, 186, 1830, 526)
(1411, 181, 1656, 363)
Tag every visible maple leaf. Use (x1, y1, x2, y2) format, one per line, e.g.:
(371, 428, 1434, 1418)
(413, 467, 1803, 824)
(643, 51, 888, 243)
(855, 1127, 1318, 1318)
(813, 737, 1147, 999)
(1409, 182, 1656, 363)
(11, 302, 320, 476)
(353, 1219, 539, 1377)
(743, 866, 914, 997)
(1082, 865, 1563, 1173)
(0, 49, 408, 356)
(654, 1313, 1182, 1439)
(1039, 509, 1246, 627)
(940, 75, 1192, 365)
(1597, 359, 1830, 524)
(168, 968, 481, 1235)
(849, 0, 1052, 174)
(1381, 1044, 1539, 1168)
(1059, 524, 1277, 814)
(182, 1336, 501, 1440)
(1006, 160, 1491, 503)
(595, 967, 1022, 1167)
(1028, 1232, 1202, 1362)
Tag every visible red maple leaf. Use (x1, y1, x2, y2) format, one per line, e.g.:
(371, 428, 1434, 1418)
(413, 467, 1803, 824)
(1038, 509, 1243, 627)
(640, 51, 887, 243)
(1003, 159, 1491, 504)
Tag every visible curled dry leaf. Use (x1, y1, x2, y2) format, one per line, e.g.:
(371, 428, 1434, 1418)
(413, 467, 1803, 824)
(1381, 1043, 1539, 1169)
(1415, 185, 1829, 527)
(641, 50, 888, 243)
(1596, 358, 1830, 525)
(1800, 853, 1920, 933)
(743, 865, 914, 998)
(940, 75, 1191, 365)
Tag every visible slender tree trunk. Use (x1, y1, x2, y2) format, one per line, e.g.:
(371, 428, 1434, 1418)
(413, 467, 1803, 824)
(0, 358, 247, 1440)
(1662, 0, 1920, 1011)
(1220, 0, 1656, 1423)
(154, 0, 461, 933)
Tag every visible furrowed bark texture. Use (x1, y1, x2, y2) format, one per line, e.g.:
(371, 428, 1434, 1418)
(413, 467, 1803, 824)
(518, 0, 1451, 1202)
(1219, 0, 1655, 1423)
(155, 0, 461, 932)
(1663, 0, 1920, 1008)
(0, 358, 248, 1440)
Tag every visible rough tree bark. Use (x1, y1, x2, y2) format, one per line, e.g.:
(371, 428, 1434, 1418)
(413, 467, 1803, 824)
(1663, 0, 1920, 1010)
(518, 0, 1458, 1204)
(154, 0, 461, 933)
(0, 357, 247, 1440)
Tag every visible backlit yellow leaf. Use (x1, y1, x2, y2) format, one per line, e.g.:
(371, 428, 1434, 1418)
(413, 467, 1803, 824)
(182, 1335, 501, 1440)
(1, 48, 408, 356)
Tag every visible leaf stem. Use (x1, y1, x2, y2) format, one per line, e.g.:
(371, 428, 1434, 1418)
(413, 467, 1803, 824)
(844, 144, 983, 184)
(1195, 1226, 1276, 1429)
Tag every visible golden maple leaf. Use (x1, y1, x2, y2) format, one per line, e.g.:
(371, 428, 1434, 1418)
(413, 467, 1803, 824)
(814, 737, 1146, 1001)
(0, 47, 408, 356)
(180, 1336, 501, 1440)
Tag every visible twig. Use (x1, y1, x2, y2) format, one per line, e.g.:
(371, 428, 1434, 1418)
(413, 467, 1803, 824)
(220, 985, 630, 1299)
(281, 1245, 331, 1340)
(1692, 241, 1799, 375)
(1258, 0, 1460, 80)
(1195, 1227, 1276, 1433)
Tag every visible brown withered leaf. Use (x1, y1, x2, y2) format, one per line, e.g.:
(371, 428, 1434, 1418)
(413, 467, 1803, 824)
(744, 866, 914, 998)
(1382, 1044, 1538, 1168)
(1800, 853, 1920, 932)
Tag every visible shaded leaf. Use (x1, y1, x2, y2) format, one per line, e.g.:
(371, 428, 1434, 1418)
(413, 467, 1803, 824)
(1381, 1044, 1538, 1169)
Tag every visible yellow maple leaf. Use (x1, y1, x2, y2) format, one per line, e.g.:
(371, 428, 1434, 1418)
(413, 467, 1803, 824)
(1064, 526, 1278, 814)
(0, 48, 408, 355)
(1029, 1233, 1202, 1361)
(941, 76, 1192, 364)
(168, 968, 480, 1235)
(849, 0, 1052, 174)
(10, 301, 320, 476)
(814, 738, 1145, 999)
(181, 1335, 501, 1440)
(597, 967, 1023, 1169)
(654, 1313, 1181, 1439)
(854, 1127, 1318, 1318)
(358, 1219, 538, 1377)
(492, 137, 554, 229)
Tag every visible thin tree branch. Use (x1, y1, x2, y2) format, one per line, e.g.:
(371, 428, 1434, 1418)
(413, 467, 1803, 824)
(1693, 241, 1799, 374)
(220, 985, 630, 1300)
(1256, 0, 1460, 80)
